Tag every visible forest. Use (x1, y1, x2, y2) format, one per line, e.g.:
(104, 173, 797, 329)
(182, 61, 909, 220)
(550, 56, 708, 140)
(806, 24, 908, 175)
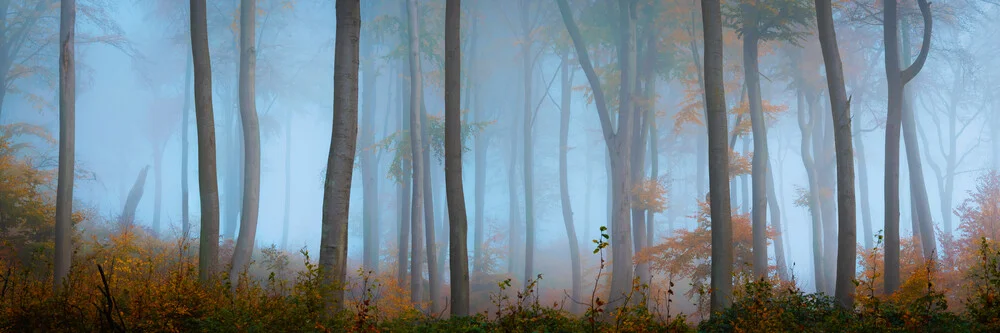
(2, 0, 1000, 331)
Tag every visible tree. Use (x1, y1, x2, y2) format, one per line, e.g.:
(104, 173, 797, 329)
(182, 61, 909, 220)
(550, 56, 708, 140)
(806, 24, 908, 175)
(229, 0, 262, 290)
(883, 0, 931, 294)
(405, 0, 427, 309)
(727, 0, 812, 279)
(181, 51, 193, 241)
(556, 0, 637, 312)
(53, 0, 75, 293)
(700, 0, 733, 314)
(444, 0, 469, 316)
(318, 0, 360, 312)
(359, 1, 380, 274)
(899, 15, 935, 261)
(120, 166, 150, 227)
(320, 0, 360, 312)
(814, 0, 857, 309)
(190, 0, 221, 285)
(558, 48, 582, 313)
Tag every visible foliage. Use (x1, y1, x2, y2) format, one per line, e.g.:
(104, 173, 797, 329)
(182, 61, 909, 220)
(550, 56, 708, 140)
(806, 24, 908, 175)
(372, 112, 492, 184)
(636, 198, 773, 307)
(631, 176, 669, 213)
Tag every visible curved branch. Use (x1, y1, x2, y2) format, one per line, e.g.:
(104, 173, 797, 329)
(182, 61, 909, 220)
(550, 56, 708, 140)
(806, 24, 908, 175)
(555, 0, 614, 143)
(901, 0, 932, 84)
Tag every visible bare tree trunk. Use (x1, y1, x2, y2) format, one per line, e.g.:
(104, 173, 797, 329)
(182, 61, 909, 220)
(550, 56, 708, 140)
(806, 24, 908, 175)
(558, 48, 582, 314)
(854, 125, 873, 250)
(121, 166, 150, 227)
(153, 145, 164, 235)
(507, 99, 522, 278)
(815, 0, 857, 308)
(444, 0, 469, 316)
(701, 0, 733, 313)
(182, 45, 193, 241)
(281, 111, 291, 250)
(900, 21, 935, 260)
(556, 0, 634, 314)
(765, 166, 788, 280)
(882, 0, 932, 294)
(53, 0, 75, 292)
(397, 56, 412, 286)
(740, 2, 769, 279)
(816, 112, 837, 293)
(798, 86, 826, 293)
(420, 104, 440, 312)
(405, 0, 427, 308)
(191, 0, 221, 285)
(320, 0, 360, 312)
(519, 0, 536, 286)
(230, 0, 262, 290)
(360, 16, 380, 274)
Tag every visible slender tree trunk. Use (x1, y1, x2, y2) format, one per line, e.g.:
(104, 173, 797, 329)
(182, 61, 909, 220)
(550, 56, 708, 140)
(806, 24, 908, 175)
(405, 0, 430, 310)
(816, 102, 838, 294)
(558, 49, 582, 314)
(883, 0, 932, 294)
(360, 21, 380, 274)
(701, 0, 733, 313)
(420, 105, 440, 312)
(741, 3, 769, 279)
(191, 0, 221, 285)
(182, 45, 193, 241)
(320, 0, 360, 312)
(230, 0, 262, 290)
(854, 125, 873, 250)
(444, 0, 469, 315)
(471, 11, 486, 276)
(507, 98, 522, 278)
(281, 112, 291, 250)
(815, 0, 857, 308)
(646, 108, 658, 246)
(798, 87, 826, 293)
(520, 0, 536, 286)
(556, 0, 635, 314)
(121, 166, 150, 227)
(53, 0, 75, 292)
(900, 22, 935, 260)
(765, 166, 787, 280)
(740, 139, 750, 214)
(397, 57, 412, 286)
(153, 145, 164, 235)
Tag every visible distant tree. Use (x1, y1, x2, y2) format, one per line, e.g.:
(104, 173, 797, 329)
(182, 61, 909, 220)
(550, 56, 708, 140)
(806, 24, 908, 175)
(405, 0, 428, 310)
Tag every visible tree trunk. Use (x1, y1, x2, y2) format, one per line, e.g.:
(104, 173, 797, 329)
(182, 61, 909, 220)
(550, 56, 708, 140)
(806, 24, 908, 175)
(815, 0, 857, 308)
(741, 3, 769, 279)
(798, 87, 826, 293)
(816, 111, 837, 293)
(281, 111, 291, 250)
(471, 12, 487, 276)
(398, 60, 412, 285)
(444, 0, 469, 316)
(520, 0, 536, 286)
(153, 144, 164, 236)
(405, 0, 428, 309)
(507, 96, 522, 278)
(701, 0, 733, 313)
(420, 104, 441, 313)
(765, 165, 788, 280)
(121, 166, 150, 227)
(854, 125, 873, 250)
(53, 0, 75, 292)
(899, 20, 935, 260)
(182, 44, 193, 241)
(740, 139, 750, 214)
(191, 0, 221, 285)
(556, 0, 634, 314)
(558, 48, 582, 314)
(319, 0, 360, 312)
(230, 0, 262, 290)
(882, 0, 932, 294)
(360, 21, 379, 274)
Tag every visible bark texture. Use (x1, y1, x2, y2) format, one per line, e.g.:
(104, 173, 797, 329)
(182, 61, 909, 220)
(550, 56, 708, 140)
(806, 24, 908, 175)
(191, 0, 221, 285)
(319, 0, 360, 312)
(444, 0, 469, 316)
(54, 0, 75, 293)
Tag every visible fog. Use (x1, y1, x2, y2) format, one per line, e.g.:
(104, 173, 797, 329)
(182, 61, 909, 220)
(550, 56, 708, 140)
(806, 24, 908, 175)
(6, 0, 1000, 317)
